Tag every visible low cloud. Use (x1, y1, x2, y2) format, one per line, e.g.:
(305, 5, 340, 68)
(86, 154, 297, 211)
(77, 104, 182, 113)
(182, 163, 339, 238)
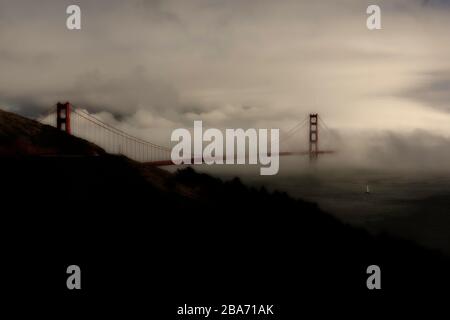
(1, 0, 450, 168)
(323, 129, 450, 172)
(400, 71, 450, 113)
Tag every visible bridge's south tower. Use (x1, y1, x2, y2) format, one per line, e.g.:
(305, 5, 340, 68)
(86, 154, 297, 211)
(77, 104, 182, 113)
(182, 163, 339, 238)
(309, 113, 318, 161)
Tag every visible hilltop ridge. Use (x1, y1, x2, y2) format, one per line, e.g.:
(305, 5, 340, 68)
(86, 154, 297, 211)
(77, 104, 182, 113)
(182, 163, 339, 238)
(0, 108, 104, 156)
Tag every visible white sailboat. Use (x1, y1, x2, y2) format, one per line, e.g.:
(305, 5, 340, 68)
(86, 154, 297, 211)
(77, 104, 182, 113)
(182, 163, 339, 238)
(365, 184, 371, 194)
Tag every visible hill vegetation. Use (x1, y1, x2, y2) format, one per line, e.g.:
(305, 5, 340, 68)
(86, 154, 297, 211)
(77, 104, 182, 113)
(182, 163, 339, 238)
(1, 107, 449, 310)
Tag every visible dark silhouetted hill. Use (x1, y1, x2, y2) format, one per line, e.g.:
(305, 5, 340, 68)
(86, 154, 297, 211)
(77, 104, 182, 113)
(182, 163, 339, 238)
(0, 108, 104, 156)
(1, 108, 449, 315)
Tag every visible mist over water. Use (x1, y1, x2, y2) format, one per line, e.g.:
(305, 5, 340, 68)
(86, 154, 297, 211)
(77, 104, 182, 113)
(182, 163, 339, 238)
(166, 154, 450, 255)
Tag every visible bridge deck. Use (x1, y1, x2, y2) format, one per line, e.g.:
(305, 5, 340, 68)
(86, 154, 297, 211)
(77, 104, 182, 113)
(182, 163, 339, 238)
(146, 150, 335, 166)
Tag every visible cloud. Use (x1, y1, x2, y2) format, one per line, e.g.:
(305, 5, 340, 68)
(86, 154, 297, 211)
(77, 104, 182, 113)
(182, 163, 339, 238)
(311, 129, 450, 172)
(1, 0, 450, 164)
(400, 71, 450, 113)
(422, 0, 450, 7)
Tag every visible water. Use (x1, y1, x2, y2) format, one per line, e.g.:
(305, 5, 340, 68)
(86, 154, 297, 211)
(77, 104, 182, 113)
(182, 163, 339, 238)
(165, 155, 450, 255)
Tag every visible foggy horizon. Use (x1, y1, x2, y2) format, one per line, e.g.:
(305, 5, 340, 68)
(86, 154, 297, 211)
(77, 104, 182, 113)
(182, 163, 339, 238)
(2, 0, 450, 169)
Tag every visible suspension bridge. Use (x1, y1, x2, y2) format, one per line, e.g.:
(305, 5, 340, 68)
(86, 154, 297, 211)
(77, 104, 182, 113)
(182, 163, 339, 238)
(39, 102, 335, 165)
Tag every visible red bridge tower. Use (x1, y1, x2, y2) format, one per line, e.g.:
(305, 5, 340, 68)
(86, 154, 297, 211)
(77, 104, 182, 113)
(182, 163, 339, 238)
(56, 102, 71, 134)
(309, 113, 318, 161)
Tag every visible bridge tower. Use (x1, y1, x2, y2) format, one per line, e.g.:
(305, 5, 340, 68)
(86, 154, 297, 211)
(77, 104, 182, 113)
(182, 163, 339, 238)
(309, 113, 318, 161)
(56, 102, 71, 134)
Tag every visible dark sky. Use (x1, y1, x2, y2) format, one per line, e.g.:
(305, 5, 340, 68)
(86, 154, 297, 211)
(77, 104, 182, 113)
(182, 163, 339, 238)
(1, 0, 450, 161)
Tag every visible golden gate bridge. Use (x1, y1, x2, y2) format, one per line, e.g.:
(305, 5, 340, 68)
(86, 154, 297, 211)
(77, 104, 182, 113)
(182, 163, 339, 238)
(39, 102, 335, 165)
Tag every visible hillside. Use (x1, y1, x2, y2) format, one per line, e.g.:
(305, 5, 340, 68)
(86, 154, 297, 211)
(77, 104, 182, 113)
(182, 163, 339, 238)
(0, 108, 183, 194)
(1, 108, 449, 311)
(0, 108, 104, 156)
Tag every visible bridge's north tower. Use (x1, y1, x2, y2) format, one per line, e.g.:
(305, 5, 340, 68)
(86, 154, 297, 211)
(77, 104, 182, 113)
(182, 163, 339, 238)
(56, 102, 71, 134)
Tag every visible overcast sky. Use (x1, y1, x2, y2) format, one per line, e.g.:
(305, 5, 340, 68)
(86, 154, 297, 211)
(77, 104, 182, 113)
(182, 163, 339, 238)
(1, 0, 450, 158)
